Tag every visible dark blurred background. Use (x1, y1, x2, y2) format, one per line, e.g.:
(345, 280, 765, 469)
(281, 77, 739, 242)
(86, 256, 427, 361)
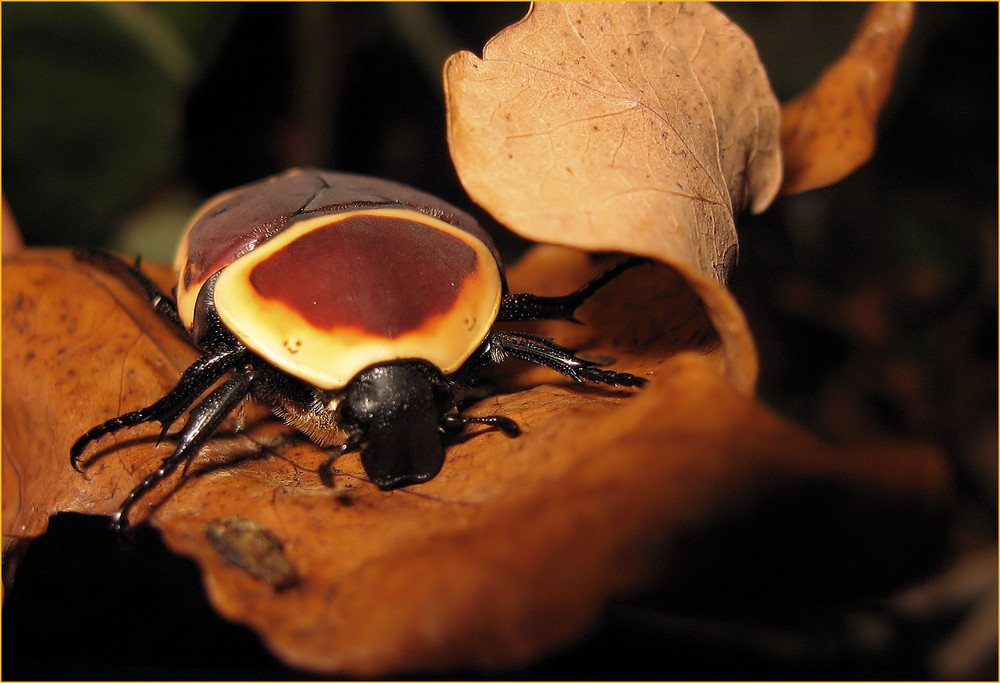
(3, 3, 996, 679)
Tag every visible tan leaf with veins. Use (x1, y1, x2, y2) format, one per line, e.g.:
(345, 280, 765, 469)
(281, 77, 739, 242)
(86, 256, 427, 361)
(445, 1, 782, 392)
(445, 1, 782, 285)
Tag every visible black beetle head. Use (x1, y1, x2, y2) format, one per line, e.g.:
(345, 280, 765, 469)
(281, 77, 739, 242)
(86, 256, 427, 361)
(340, 361, 456, 490)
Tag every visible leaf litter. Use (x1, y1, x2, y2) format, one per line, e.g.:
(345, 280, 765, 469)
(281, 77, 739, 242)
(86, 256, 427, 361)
(1, 2, 946, 676)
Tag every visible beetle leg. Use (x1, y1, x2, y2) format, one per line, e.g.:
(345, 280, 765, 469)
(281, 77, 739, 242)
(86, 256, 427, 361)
(318, 434, 363, 487)
(497, 256, 649, 323)
(441, 412, 521, 437)
(487, 330, 646, 388)
(112, 368, 256, 531)
(70, 348, 249, 471)
(74, 247, 188, 335)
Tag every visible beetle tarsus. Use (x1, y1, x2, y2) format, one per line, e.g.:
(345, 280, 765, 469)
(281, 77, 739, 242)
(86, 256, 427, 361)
(71, 410, 163, 471)
(318, 440, 358, 488)
(573, 365, 647, 388)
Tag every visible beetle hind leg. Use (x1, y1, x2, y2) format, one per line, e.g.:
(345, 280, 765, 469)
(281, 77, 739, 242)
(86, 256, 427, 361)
(112, 368, 256, 531)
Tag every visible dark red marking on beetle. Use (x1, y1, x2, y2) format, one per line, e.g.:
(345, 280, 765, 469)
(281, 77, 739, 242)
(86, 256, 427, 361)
(183, 173, 326, 290)
(181, 169, 505, 296)
(248, 215, 479, 337)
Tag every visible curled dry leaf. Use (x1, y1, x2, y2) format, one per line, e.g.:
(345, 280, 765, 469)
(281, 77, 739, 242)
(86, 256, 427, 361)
(779, 2, 915, 195)
(2, 194, 24, 256)
(4, 249, 950, 676)
(445, 1, 782, 392)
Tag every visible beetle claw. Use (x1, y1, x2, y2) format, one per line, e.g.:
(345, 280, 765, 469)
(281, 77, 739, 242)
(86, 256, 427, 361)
(155, 422, 171, 446)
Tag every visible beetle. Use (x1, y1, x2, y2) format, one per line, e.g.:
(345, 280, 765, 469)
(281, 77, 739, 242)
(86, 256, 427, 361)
(71, 168, 647, 530)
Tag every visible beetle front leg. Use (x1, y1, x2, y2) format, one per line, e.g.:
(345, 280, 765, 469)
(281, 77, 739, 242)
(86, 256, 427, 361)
(70, 349, 249, 471)
(497, 256, 649, 323)
(441, 412, 521, 437)
(318, 433, 363, 487)
(487, 330, 646, 388)
(112, 367, 256, 531)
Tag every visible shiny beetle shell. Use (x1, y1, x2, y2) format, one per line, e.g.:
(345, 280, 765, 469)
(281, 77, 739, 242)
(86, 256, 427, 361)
(173, 169, 504, 389)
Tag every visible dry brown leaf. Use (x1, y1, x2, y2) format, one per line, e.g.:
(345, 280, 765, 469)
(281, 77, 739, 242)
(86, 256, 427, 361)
(445, 1, 781, 392)
(2, 194, 23, 256)
(3, 249, 950, 676)
(779, 2, 915, 195)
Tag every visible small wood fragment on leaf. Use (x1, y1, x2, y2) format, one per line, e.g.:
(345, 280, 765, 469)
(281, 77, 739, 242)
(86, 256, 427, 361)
(206, 516, 300, 590)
